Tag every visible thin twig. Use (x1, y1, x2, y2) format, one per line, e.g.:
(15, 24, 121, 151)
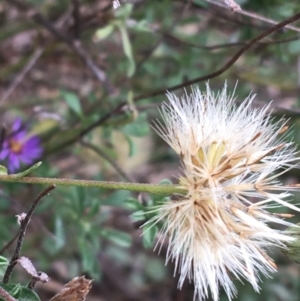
(134, 10, 300, 100)
(80, 140, 134, 182)
(43, 10, 300, 155)
(3, 0, 114, 94)
(72, 0, 81, 39)
(136, 0, 193, 70)
(0, 232, 19, 255)
(0, 48, 44, 104)
(30, 12, 114, 93)
(3, 185, 56, 284)
(204, 0, 300, 33)
(0, 287, 18, 301)
(162, 31, 300, 50)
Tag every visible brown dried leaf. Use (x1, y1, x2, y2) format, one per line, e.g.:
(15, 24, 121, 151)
(49, 276, 92, 301)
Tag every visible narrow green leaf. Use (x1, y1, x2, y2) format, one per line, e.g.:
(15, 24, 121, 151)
(115, 3, 133, 18)
(130, 210, 145, 222)
(0, 165, 7, 175)
(117, 24, 135, 77)
(61, 91, 83, 118)
(10, 162, 42, 178)
(95, 24, 114, 40)
(124, 198, 144, 211)
(78, 240, 95, 272)
(19, 287, 41, 301)
(101, 228, 132, 248)
(0, 256, 8, 278)
(0, 283, 21, 298)
(142, 224, 158, 249)
(101, 190, 131, 206)
(0, 256, 8, 267)
(121, 113, 149, 137)
(159, 178, 173, 185)
(54, 216, 65, 251)
(282, 223, 300, 263)
(122, 133, 136, 157)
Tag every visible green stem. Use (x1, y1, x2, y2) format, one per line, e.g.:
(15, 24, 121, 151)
(0, 175, 186, 195)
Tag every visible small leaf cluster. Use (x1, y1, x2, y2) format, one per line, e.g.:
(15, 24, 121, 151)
(125, 179, 173, 249)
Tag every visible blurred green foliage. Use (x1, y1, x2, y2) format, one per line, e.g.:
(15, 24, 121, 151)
(1, 0, 300, 300)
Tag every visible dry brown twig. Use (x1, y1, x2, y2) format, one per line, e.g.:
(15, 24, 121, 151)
(0, 48, 44, 104)
(3, 0, 114, 94)
(206, 0, 300, 33)
(134, 10, 300, 100)
(3, 185, 56, 284)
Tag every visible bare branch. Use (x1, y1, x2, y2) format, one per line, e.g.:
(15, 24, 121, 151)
(72, 0, 81, 39)
(206, 0, 300, 33)
(3, 185, 56, 284)
(134, 10, 300, 101)
(162, 31, 300, 50)
(80, 140, 134, 182)
(3, 0, 114, 94)
(0, 48, 44, 104)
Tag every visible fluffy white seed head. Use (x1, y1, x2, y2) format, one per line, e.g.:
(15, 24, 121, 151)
(150, 83, 300, 301)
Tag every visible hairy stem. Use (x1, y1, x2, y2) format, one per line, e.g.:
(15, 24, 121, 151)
(0, 175, 185, 195)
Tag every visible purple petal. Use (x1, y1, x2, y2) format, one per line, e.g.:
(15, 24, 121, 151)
(8, 153, 20, 172)
(24, 136, 41, 147)
(14, 131, 27, 141)
(0, 149, 9, 160)
(12, 118, 23, 132)
(11, 118, 28, 140)
(22, 137, 43, 159)
(19, 154, 34, 165)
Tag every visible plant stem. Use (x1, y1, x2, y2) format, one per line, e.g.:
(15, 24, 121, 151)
(0, 175, 186, 195)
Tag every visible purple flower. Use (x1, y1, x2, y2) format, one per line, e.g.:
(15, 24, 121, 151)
(0, 118, 43, 173)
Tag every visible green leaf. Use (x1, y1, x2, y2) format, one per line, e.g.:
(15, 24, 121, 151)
(10, 162, 42, 178)
(54, 216, 65, 251)
(95, 24, 114, 40)
(0, 283, 21, 299)
(130, 210, 145, 222)
(78, 240, 96, 272)
(159, 178, 173, 185)
(288, 40, 300, 55)
(122, 133, 136, 157)
(130, 20, 151, 33)
(121, 113, 149, 137)
(61, 90, 83, 119)
(101, 228, 132, 248)
(142, 223, 158, 249)
(115, 3, 133, 18)
(70, 186, 86, 215)
(117, 23, 135, 77)
(0, 165, 7, 175)
(124, 198, 144, 211)
(0, 256, 8, 267)
(150, 179, 172, 205)
(0, 256, 9, 277)
(282, 223, 300, 263)
(19, 287, 41, 301)
(101, 190, 131, 206)
(0, 256, 8, 277)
